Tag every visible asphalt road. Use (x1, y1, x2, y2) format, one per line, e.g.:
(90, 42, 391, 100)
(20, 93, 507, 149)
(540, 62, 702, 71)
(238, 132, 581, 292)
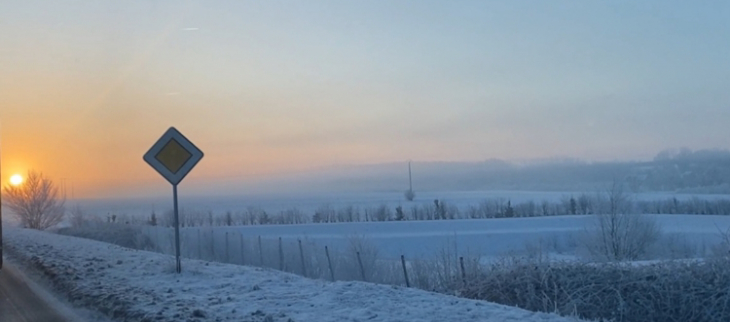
(0, 263, 69, 322)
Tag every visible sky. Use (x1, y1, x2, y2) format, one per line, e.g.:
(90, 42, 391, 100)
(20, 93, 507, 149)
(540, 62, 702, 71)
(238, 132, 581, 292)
(1, 0, 729, 198)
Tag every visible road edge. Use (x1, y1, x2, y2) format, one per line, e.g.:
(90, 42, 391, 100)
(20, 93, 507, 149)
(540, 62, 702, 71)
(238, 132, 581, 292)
(2, 251, 112, 322)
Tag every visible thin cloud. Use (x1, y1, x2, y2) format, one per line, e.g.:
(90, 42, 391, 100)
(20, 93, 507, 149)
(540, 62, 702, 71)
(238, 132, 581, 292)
(181, 27, 199, 31)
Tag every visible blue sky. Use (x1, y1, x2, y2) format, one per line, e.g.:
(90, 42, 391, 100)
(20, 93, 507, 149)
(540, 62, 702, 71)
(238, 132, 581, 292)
(1, 0, 729, 196)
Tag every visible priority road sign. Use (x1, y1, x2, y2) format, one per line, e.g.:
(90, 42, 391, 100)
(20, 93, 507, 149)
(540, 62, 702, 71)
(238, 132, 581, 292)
(144, 127, 203, 273)
(144, 127, 204, 185)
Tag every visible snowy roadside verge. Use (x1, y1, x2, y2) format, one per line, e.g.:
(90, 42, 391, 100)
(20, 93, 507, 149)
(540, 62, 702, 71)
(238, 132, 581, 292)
(4, 228, 583, 322)
(0, 259, 113, 322)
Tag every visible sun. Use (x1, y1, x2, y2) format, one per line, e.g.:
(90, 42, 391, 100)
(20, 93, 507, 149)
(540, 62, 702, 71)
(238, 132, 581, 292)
(10, 174, 23, 186)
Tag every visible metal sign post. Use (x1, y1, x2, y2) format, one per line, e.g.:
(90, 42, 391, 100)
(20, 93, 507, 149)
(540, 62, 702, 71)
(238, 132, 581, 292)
(144, 127, 203, 273)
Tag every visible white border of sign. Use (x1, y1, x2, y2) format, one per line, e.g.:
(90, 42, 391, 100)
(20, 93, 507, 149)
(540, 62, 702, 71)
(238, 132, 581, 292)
(143, 127, 204, 185)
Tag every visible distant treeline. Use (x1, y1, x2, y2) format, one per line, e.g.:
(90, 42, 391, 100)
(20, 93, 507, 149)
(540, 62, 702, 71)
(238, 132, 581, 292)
(125, 194, 730, 228)
(306, 149, 730, 194)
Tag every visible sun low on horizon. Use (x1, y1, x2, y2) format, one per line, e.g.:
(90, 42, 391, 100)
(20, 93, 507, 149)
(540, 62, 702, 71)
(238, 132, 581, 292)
(10, 174, 23, 186)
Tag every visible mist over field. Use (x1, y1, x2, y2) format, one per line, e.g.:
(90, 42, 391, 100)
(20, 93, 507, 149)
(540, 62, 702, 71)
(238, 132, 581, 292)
(187, 148, 730, 196)
(56, 148, 729, 225)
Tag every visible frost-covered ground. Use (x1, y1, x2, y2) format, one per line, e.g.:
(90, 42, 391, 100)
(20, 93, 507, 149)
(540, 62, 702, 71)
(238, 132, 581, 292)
(3, 228, 584, 322)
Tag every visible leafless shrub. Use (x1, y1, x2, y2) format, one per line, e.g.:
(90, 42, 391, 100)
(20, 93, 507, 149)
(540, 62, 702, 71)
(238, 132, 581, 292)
(521, 235, 570, 261)
(584, 181, 661, 261)
(57, 222, 156, 251)
(711, 224, 730, 257)
(372, 204, 392, 222)
(337, 205, 360, 222)
(344, 234, 380, 281)
(313, 204, 336, 223)
(2, 170, 66, 230)
(242, 206, 264, 225)
(276, 208, 308, 224)
(161, 209, 176, 227)
(69, 205, 88, 228)
(410, 244, 461, 291)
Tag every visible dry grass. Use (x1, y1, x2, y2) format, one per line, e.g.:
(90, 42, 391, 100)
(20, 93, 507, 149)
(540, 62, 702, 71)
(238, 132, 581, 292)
(460, 257, 730, 322)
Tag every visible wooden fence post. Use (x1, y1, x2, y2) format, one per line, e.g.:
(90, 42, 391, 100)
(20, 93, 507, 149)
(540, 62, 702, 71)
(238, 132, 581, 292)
(278, 237, 284, 271)
(197, 229, 202, 259)
(325, 246, 335, 281)
(460, 256, 467, 287)
(258, 236, 263, 266)
(298, 239, 307, 277)
(240, 233, 245, 265)
(401, 255, 410, 287)
(210, 229, 215, 261)
(225, 232, 230, 263)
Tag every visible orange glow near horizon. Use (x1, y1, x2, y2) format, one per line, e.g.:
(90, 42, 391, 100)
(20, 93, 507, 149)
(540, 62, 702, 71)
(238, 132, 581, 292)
(2, 1, 729, 199)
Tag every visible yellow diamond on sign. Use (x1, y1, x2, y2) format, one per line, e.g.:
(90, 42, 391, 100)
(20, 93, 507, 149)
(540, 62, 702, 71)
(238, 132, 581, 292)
(155, 139, 192, 174)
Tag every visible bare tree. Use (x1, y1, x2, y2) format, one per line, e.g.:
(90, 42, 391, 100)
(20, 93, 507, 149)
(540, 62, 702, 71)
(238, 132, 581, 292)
(2, 171, 66, 230)
(69, 204, 87, 227)
(712, 224, 730, 257)
(586, 180, 661, 261)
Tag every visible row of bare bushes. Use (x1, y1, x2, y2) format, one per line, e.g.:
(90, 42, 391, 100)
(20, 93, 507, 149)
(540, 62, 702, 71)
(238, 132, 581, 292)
(460, 257, 730, 322)
(95, 195, 730, 228)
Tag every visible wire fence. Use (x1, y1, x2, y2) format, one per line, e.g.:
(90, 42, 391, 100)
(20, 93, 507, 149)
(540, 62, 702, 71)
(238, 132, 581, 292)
(138, 225, 481, 292)
(57, 221, 730, 322)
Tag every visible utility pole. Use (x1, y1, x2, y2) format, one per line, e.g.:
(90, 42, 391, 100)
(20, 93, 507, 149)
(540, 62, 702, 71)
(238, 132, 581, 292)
(408, 161, 413, 192)
(404, 160, 415, 201)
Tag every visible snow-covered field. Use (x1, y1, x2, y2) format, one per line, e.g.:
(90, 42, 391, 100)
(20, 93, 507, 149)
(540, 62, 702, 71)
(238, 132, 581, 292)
(145, 214, 730, 262)
(3, 228, 583, 322)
